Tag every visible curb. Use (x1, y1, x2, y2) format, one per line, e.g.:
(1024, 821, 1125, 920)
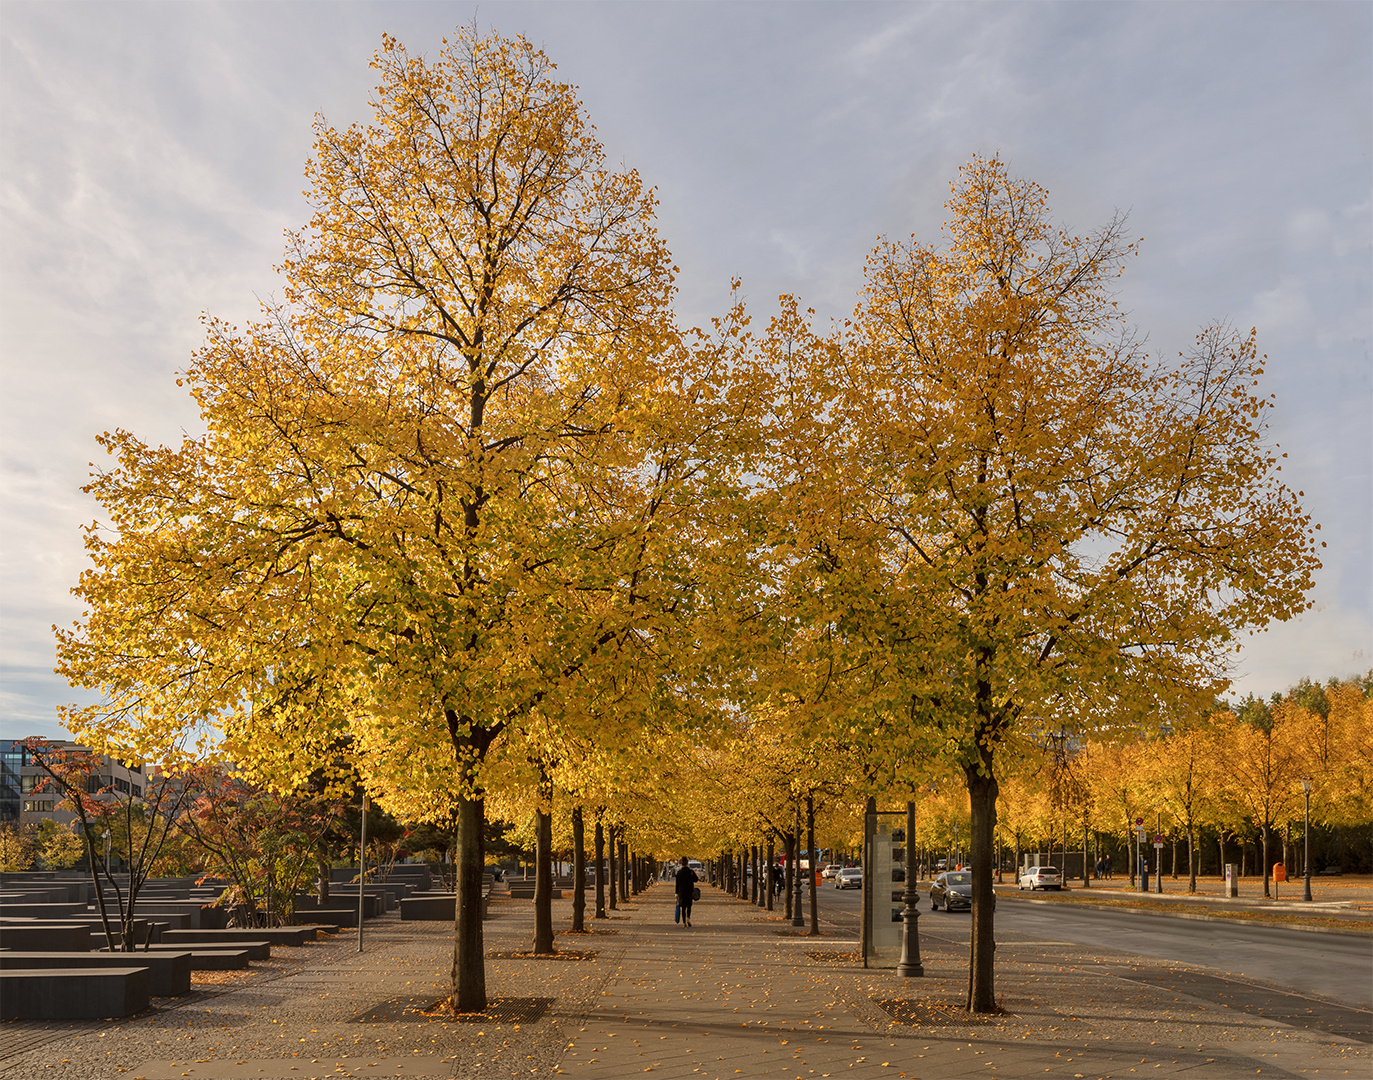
(998, 891, 1373, 936)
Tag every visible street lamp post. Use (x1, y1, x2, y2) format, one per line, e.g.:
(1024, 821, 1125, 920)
(792, 801, 805, 928)
(1299, 777, 1312, 903)
(358, 792, 368, 953)
(896, 800, 924, 977)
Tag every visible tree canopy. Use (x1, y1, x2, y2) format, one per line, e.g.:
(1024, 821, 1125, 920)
(53, 29, 1324, 1015)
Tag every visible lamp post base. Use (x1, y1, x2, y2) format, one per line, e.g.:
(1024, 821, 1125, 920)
(897, 907, 924, 977)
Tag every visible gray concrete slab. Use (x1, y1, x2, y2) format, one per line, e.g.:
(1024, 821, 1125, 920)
(0, 923, 91, 951)
(0, 949, 192, 995)
(398, 894, 455, 920)
(161, 926, 315, 947)
(135, 938, 271, 960)
(0, 966, 150, 1019)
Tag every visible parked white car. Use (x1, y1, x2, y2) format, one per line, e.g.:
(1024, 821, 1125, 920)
(1018, 866, 1063, 891)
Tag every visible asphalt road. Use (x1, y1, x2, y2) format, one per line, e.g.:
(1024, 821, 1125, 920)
(797, 881, 1373, 1007)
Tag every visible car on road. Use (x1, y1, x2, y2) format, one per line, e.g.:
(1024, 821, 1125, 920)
(929, 870, 973, 911)
(820, 864, 842, 880)
(835, 867, 863, 889)
(1019, 865, 1063, 890)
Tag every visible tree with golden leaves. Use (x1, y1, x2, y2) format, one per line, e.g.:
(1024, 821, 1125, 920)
(1137, 717, 1225, 893)
(55, 28, 764, 1012)
(767, 157, 1319, 1011)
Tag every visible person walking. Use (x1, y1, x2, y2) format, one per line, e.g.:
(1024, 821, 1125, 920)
(674, 856, 699, 927)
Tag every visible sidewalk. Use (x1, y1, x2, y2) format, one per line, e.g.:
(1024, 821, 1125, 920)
(2, 882, 1367, 1080)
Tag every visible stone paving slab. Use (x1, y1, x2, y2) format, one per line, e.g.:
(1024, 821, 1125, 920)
(0, 882, 1366, 1080)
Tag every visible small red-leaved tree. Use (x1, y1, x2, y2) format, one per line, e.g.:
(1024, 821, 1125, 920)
(24, 737, 194, 951)
(177, 764, 341, 928)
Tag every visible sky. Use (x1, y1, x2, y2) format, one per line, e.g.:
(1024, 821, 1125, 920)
(1, 2, 1369, 741)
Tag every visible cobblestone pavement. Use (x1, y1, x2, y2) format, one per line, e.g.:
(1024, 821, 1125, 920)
(2, 882, 1368, 1080)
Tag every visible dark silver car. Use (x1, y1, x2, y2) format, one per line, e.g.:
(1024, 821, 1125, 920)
(929, 870, 972, 911)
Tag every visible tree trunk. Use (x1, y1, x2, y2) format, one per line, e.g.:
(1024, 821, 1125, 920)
(965, 756, 999, 1013)
(451, 787, 487, 1012)
(533, 777, 555, 954)
(594, 818, 607, 919)
(607, 827, 618, 910)
(766, 839, 775, 911)
(316, 846, 331, 906)
(1188, 820, 1197, 894)
(1127, 817, 1136, 888)
(1261, 824, 1271, 898)
(1081, 819, 1088, 886)
(783, 832, 795, 921)
(571, 807, 586, 933)
(806, 795, 819, 936)
(619, 840, 629, 901)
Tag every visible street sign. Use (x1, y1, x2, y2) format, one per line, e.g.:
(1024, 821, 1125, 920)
(1135, 817, 1144, 826)
(1154, 834, 1164, 844)
(1153, 842, 1164, 849)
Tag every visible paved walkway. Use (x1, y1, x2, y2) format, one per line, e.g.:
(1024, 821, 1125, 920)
(2, 882, 1368, 1080)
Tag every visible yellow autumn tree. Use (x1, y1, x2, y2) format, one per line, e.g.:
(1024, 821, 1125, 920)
(765, 156, 1319, 1011)
(1137, 716, 1226, 892)
(55, 28, 769, 1012)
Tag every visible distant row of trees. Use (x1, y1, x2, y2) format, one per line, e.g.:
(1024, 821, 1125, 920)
(651, 672, 1370, 905)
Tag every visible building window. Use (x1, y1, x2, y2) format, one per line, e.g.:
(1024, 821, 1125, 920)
(114, 777, 130, 794)
(23, 800, 55, 813)
(131, 784, 141, 797)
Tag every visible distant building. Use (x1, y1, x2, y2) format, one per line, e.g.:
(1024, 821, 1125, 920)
(0, 738, 146, 826)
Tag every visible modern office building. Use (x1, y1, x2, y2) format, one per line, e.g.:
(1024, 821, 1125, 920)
(0, 738, 145, 826)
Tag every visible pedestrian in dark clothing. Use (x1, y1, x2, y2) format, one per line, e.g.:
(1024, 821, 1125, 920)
(674, 856, 698, 927)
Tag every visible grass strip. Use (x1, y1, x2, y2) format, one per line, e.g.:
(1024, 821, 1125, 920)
(1002, 891, 1372, 934)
